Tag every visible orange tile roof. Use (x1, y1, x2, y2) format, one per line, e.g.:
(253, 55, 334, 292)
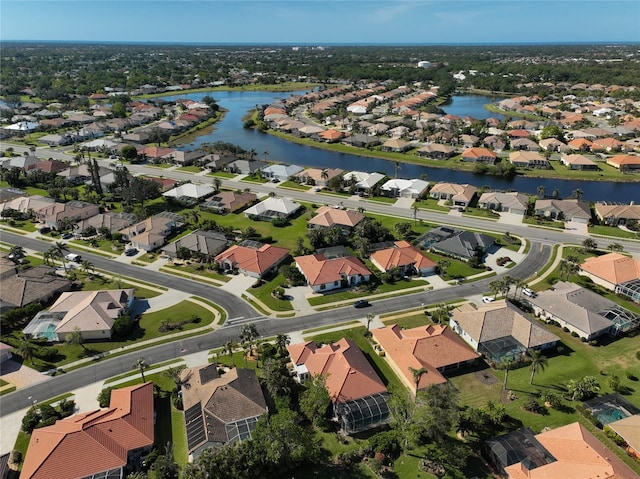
(215, 243, 289, 276)
(568, 138, 593, 149)
(608, 154, 640, 167)
(294, 254, 372, 286)
(287, 338, 387, 403)
(308, 206, 365, 228)
(370, 241, 436, 272)
(505, 422, 639, 479)
(580, 252, 640, 285)
(22, 382, 154, 479)
(371, 324, 479, 392)
(319, 129, 344, 141)
(462, 147, 497, 159)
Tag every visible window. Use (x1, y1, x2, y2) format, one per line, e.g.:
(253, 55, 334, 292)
(320, 284, 326, 290)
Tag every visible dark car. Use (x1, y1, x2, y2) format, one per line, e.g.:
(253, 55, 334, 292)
(61, 233, 73, 240)
(124, 248, 138, 256)
(354, 299, 370, 308)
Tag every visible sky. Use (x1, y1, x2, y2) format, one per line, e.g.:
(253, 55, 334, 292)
(1, 1, 639, 45)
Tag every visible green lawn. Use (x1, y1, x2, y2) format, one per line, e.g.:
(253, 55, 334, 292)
(240, 175, 269, 184)
(424, 251, 485, 279)
(248, 274, 294, 311)
(163, 263, 230, 283)
(462, 208, 500, 220)
(523, 216, 565, 230)
(365, 196, 397, 205)
(589, 225, 640, 240)
(206, 171, 236, 178)
(278, 180, 311, 191)
(174, 165, 201, 173)
(78, 275, 161, 298)
(382, 312, 433, 329)
(416, 197, 450, 212)
(70, 237, 123, 255)
(147, 163, 172, 169)
(307, 278, 428, 306)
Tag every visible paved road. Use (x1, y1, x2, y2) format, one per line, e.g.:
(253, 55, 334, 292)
(0, 227, 550, 414)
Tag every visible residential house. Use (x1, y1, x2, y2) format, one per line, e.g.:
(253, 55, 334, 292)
(0, 266, 72, 312)
(1, 155, 40, 171)
(226, 159, 268, 175)
(144, 176, 179, 193)
(381, 138, 411, 153)
(415, 143, 457, 159)
(318, 129, 344, 143)
(449, 300, 559, 362)
(21, 382, 154, 479)
(287, 338, 390, 434)
(119, 213, 183, 251)
(244, 197, 302, 221)
(484, 422, 639, 479)
(460, 134, 479, 148)
(75, 212, 137, 234)
(607, 154, 640, 172)
(203, 153, 237, 171)
(525, 281, 640, 339)
(162, 230, 229, 260)
(539, 138, 569, 152)
(0, 194, 55, 217)
(429, 229, 495, 262)
(608, 415, 640, 459)
(261, 163, 304, 181)
(508, 151, 550, 169)
(592, 137, 625, 152)
(372, 324, 480, 394)
(57, 164, 110, 185)
(200, 191, 257, 214)
(341, 134, 380, 148)
(165, 150, 204, 166)
(579, 253, 640, 303)
(36, 200, 100, 230)
(478, 191, 529, 215)
(461, 147, 497, 164)
(215, 241, 290, 278)
(0, 187, 27, 203)
(510, 138, 539, 151)
(24, 289, 135, 341)
(37, 133, 75, 147)
(342, 171, 386, 191)
(308, 205, 364, 231)
(180, 365, 267, 459)
(561, 154, 598, 170)
(294, 253, 372, 293)
(26, 159, 69, 174)
(380, 178, 429, 198)
(294, 167, 344, 187)
(138, 146, 177, 162)
(162, 183, 215, 202)
(370, 241, 437, 276)
(429, 183, 477, 207)
(534, 199, 591, 223)
(594, 203, 640, 226)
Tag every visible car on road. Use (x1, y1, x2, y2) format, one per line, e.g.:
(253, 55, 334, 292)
(482, 296, 495, 304)
(354, 299, 370, 308)
(314, 187, 322, 192)
(124, 248, 138, 256)
(64, 253, 82, 263)
(523, 287, 537, 298)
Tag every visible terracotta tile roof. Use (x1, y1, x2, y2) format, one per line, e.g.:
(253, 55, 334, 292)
(22, 382, 154, 479)
(607, 154, 640, 167)
(451, 300, 559, 349)
(294, 167, 343, 184)
(568, 138, 593, 149)
(287, 338, 387, 403)
(461, 147, 497, 159)
(506, 422, 639, 479)
(138, 146, 176, 158)
(372, 324, 479, 392)
(215, 243, 289, 276)
(580, 253, 640, 285)
(294, 254, 372, 286)
(309, 206, 365, 228)
(370, 241, 436, 272)
(319, 129, 344, 141)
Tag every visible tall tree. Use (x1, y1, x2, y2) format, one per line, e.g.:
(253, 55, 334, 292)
(299, 374, 331, 428)
(409, 366, 427, 393)
(133, 357, 149, 383)
(274, 334, 290, 358)
(53, 241, 70, 272)
(527, 349, 548, 385)
(223, 339, 238, 367)
(16, 338, 36, 365)
(65, 327, 88, 352)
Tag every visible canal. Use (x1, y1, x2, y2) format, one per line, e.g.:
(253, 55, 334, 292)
(164, 90, 639, 203)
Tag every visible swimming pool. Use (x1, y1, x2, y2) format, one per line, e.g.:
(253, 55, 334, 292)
(591, 404, 629, 425)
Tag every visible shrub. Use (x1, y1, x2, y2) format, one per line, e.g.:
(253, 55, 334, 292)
(563, 327, 570, 332)
(523, 398, 543, 414)
(11, 450, 23, 465)
(368, 430, 401, 458)
(571, 331, 579, 337)
(626, 371, 638, 381)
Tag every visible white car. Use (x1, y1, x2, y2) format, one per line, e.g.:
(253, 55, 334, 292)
(482, 296, 495, 304)
(523, 288, 536, 298)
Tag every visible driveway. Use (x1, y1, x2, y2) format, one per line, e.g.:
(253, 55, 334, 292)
(565, 220, 589, 236)
(394, 197, 415, 209)
(497, 212, 524, 225)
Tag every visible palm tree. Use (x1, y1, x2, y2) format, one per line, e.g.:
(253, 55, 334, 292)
(133, 358, 149, 383)
(552, 188, 561, 199)
(189, 210, 200, 228)
(81, 260, 95, 277)
(263, 150, 269, 162)
(274, 334, 290, 358)
(489, 279, 503, 300)
(53, 241, 70, 272)
(500, 358, 514, 391)
(42, 249, 53, 266)
(408, 366, 427, 393)
(8, 245, 26, 263)
(16, 338, 36, 365)
(366, 313, 375, 331)
(394, 161, 401, 179)
(223, 339, 238, 367)
(607, 243, 623, 253)
(571, 188, 584, 200)
(320, 169, 329, 183)
(437, 259, 450, 278)
(536, 185, 546, 199)
(212, 177, 221, 192)
(527, 349, 548, 385)
(163, 365, 187, 391)
(411, 203, 419, 225)
(65, 327, 88, 352)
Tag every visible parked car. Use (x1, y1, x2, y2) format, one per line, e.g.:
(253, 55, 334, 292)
(482, 296, 494, 304)
(61, 233, 73, 240)
(124, 248, 138, 257)
(523, 287, 537, 298)
(354, 299, 370, 308)
(64, 253, 82, 263)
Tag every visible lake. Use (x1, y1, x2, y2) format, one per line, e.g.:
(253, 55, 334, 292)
(163, 90, 639, 203)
